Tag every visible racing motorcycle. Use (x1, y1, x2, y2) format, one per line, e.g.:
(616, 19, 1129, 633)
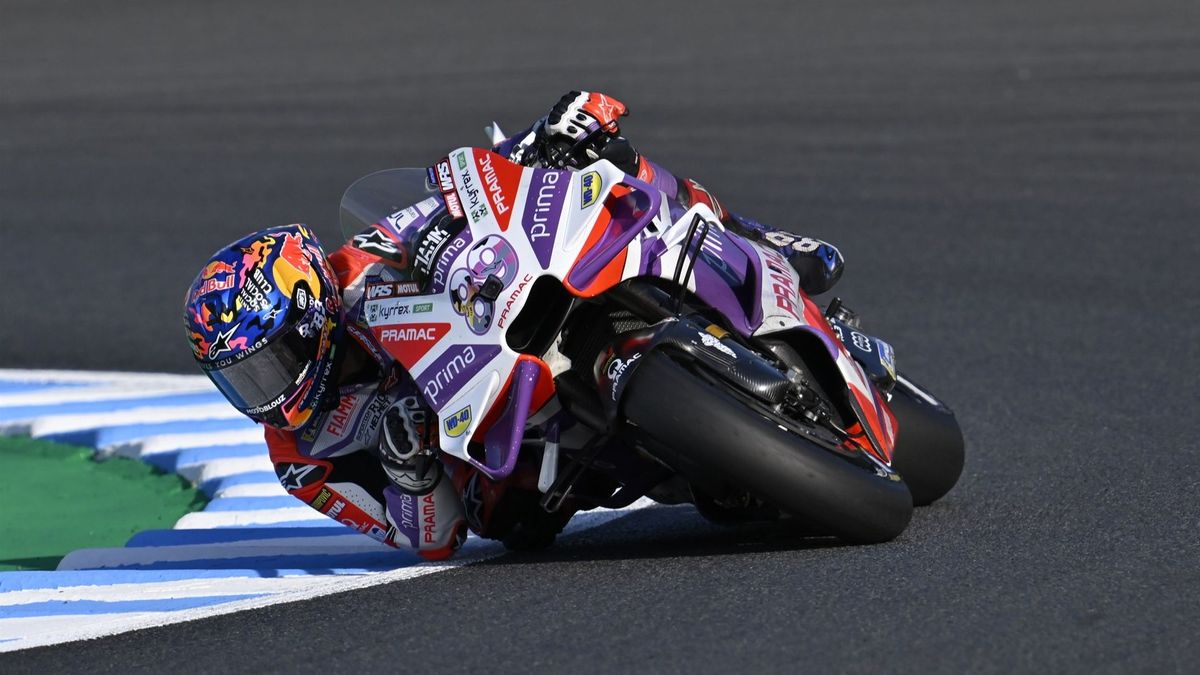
(338, 133, 964, 548)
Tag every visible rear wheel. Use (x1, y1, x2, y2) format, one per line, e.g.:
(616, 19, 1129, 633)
(621, 351, 913, 544)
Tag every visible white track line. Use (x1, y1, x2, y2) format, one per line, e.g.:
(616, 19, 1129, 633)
(102, 428, 267, 460)
(57, 535, 392, 570)
(1, 498, 654, 652)
(7, 403, 245, 437)
(212, 482, 288, 498)
(0, 370, 207, 386)
(0, 575, 341, 606)
(190, 456, 274, 484)
(173, 507, 320, 529)
(0, 384, 215, 408)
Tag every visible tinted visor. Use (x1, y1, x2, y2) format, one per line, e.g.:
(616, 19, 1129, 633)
(207, 327, 319, 413)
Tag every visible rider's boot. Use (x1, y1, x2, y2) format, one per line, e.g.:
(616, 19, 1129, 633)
(727, 214, 845, 295)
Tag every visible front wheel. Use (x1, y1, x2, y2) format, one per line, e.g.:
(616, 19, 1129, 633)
(887, 375, 966, 507)
(620, 352, 913, 544)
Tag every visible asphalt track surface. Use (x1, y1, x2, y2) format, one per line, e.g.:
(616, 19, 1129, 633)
(2, 0, 1199, 671)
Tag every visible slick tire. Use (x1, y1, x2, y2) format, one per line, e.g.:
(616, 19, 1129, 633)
(621, 352, 913, 544)
(887, 375, 966, 507)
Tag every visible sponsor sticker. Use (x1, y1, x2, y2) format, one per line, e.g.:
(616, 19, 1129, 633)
(418, 345, 501, 407)
(277, 463, 325, 491)
(496, 273, 534, 329)
(310, 487, 333, 510)
(355, 395, 391, 445)
(580, 171, 603, 208)
(352, 228, 405, 263)
(522, 169, 565, 266)
(763, 250, 804, 323)
(605, 352, 641, 401)
(413, 222, 454, 280)
(372, 322, 451, 367)
(435, 160, 465, 219)
(443, 405, 472, 438)
(365, 281, 421, 302)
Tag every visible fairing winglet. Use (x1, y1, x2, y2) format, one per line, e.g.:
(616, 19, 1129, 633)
(487, 122, 506, 146)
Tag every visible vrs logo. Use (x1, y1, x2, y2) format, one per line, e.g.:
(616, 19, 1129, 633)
(580, 171, 602, 208)
(443, 405, 472, 438)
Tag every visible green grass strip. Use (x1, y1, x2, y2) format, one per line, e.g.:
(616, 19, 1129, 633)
(0, 436, 207, 571)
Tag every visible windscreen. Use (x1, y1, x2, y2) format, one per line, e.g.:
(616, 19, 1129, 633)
(338, 168, 440, 240)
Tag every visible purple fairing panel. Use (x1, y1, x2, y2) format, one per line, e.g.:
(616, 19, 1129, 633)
(638, 225, 766, 337)
(691, 264, 758, 335)
(478, 359, 541, 480)
(642, 159, 679, 197)
(566, 176, 663, 289)
(519, 167, 569, 267)
(414, 344, 502, 409)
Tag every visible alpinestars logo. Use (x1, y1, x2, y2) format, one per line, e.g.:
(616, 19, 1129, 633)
(276, 463, 321, 491)
(353, 228, 403, 262)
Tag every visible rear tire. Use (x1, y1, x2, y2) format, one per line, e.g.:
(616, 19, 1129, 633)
(887, 375, 965, 507)
(621, 352, 913, 544)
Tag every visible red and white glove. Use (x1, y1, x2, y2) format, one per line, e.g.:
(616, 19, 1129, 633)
(544, 90, 629, 142)
(539, 91, 632, 168)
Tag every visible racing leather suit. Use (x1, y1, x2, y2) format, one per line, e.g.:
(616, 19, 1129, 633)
(264, 244, 469, 561)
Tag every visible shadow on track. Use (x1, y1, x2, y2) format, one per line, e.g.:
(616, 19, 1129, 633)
(487, 505, 854, 565)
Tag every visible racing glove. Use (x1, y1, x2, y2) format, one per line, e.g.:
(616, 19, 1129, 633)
(539, 91, 638, 173)
(379, 399, 442, 496)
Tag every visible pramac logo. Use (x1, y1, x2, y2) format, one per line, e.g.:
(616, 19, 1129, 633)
(473, 150, 522, 231)
(371, 322, 451, 369)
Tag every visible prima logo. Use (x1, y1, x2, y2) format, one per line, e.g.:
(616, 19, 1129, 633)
(529, 171, 559, 241)
(423, 346, 476, 405)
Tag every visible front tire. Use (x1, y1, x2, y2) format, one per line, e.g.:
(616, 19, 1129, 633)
(621, 352, 913, 544)
(887, 375, 965, 507)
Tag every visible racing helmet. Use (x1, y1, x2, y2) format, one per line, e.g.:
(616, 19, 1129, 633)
(184, 224, 342, 430)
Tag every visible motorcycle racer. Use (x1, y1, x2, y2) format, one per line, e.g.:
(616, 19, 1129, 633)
(183, 92, 848, 560)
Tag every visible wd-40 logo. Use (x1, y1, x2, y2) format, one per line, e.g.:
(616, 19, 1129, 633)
(443, 405, 472, 438)
(580, 171, 603, 208)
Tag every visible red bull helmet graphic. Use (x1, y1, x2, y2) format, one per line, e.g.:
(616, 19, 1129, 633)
(184, 224, 343, 430)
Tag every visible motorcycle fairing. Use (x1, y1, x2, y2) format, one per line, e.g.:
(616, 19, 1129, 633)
(635, 205, 897, 462)
(353, 149, 895, 475)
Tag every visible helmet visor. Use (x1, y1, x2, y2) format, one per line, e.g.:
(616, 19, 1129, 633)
(206, 327, 318, 414)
